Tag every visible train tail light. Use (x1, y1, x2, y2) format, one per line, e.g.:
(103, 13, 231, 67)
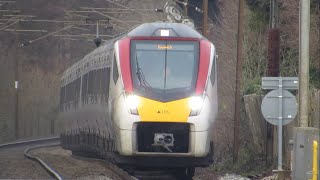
(189, 96, 204, 116)
(125, 94, 140, 115)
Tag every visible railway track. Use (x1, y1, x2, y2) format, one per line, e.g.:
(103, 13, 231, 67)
(0, 137, 193, 180)
(0, 136, 60, 149)
(0, 137, 136, 179)
(0, 137, 63, 179)
(24, 144, 63, 180)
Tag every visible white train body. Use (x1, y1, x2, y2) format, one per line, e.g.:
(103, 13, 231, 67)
(59, 22, 218, 168)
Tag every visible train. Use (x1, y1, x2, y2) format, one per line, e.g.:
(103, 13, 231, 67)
(59, 22, 218, 179)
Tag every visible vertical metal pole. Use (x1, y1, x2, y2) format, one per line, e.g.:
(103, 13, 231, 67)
(267, 0, 280, 166)
(96, 21, 99, 38)
(183, 0, 188, 16)
(202, 0, 208, 37)
(278, 78, 283, 170)
(14, 26, 19, 139)
(299, 0, 310, 128)
(233, 0, 244, 162)
(271, 0, 278, 28)
(265, 0, 281, 167)
(14, 65, 19, 139)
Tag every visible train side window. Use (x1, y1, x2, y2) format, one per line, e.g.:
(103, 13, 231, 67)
(60, 86, 65, 111)
(113, 55, 119, 84)
(75, 78, 81, 108)
(93, 69, 99, 95)
(82, 73, 88, 104)
(88, 70, 95, 95)
(103, 67, 110, 99)
(210, 55, 216, 86)
(66, 83, 70, 102)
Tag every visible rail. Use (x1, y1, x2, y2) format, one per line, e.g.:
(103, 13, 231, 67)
(0, 136, 60, 149)
(0, 137, 63, 180)
(24, 144, 63, 180)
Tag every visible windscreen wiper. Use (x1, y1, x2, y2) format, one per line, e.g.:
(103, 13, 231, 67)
(135, 54, 151, 90)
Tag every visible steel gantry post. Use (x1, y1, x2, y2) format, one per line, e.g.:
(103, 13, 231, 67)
(233, 0, 244, 162)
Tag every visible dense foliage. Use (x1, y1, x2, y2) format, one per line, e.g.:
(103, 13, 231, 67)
(243, 0, 320, 95)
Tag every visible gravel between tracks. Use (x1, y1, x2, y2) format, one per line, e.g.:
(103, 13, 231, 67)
(31, 147, 252, 180)
(31, 146, 131, 179)
(217, 174, 250, 180)
(194, 168, 252, 180)
(0, 147, 51, 179)
(0, 145, 264, 180)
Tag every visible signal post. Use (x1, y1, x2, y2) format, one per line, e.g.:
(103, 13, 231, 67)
(292, 0, 319, 179)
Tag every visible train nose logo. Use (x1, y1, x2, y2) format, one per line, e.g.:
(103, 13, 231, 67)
(157, 110, 169, 114)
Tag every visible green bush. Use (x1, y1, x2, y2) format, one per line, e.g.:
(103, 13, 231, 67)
(242, 77, 263, 95)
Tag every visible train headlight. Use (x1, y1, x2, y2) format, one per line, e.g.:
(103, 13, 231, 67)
(126, 95, 140, 115)
(189, 96, 204, 116)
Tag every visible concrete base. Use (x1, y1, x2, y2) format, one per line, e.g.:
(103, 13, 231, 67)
(273, 170, 291, 180)
(292, 127, 319, 180)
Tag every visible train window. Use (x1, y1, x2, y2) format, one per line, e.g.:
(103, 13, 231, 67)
(113, 55, 119, 84)
(97, 69, 102, 94)
(66, 83, 70, 103)
(82, 73, 88, 104)
(131, 40, 198, 96)
(210, 56, 216, 86)
(59, 86, 63, 105)
(102, 67, 110, 100)
(88, 70, 95, 95)
(75, 78, 81, 107)
(60, 86, 65, 110)
(93, 69, 99, 95)
(98, 68, 104, 95)
(71, 81, 75, 102)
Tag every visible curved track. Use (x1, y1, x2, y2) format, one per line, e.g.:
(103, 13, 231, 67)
(24, 144, 63, 180)
(1, 137, 193, 180)
(0, 137, 62, 180)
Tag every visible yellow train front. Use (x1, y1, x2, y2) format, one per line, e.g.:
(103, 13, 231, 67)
(111, 23, 218, 167)
(59, 22, 218, 178)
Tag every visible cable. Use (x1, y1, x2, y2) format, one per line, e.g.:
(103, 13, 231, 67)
(21, 25, 73, 47)
(80, 7, 157, 11)
(71, 26, 91, 32)
(104, 0, 158, 21)
(93, 10, 131, 27)
(0, 17, 24, 31)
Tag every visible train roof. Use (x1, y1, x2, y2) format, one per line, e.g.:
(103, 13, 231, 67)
(60, 22, 205, 86)
(127, 22, 204, 38)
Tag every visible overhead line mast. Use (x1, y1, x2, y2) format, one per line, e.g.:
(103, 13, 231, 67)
(233, 0, 244, 162)
(202, 0, 208, 37)
(265, 0, 280, 166)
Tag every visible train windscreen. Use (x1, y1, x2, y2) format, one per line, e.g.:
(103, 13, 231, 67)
(130, 40, 199, 102)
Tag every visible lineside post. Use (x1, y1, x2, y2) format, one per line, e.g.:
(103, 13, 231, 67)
(233, 0, 244, 163)
(299, 0, 310, 128)
(183, 0, 188, 16)
(292, 1, 319, 179)
(202, 0, 208, 37)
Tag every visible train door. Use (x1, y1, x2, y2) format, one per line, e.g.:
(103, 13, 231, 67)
(108, 53, 120, 120)
(206, 47, 218, 122)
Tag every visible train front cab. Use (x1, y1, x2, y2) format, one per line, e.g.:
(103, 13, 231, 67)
(109, 28, 218, 168)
